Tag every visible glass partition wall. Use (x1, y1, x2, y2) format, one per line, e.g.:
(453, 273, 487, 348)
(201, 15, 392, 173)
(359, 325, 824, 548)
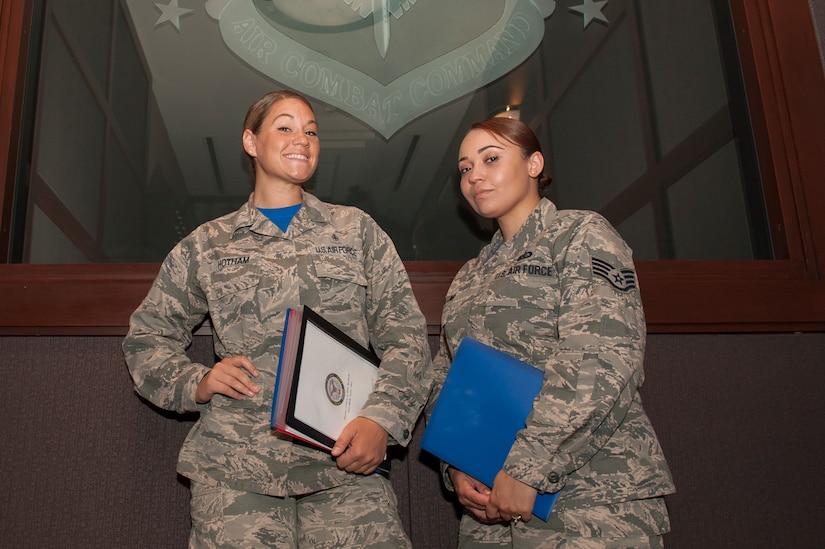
(10, 0, 771, 263)
(2, 0, 825, 334)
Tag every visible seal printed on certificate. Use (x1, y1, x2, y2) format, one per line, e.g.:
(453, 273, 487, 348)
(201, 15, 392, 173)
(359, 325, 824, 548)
(325, 373, 345, 406)
(272, 306, 380, 453)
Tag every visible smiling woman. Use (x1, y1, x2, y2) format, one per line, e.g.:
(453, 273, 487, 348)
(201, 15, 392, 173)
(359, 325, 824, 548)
(241, 93, 320, 192)
(1, 0, 825, 334)
(118, 87, 434, 547)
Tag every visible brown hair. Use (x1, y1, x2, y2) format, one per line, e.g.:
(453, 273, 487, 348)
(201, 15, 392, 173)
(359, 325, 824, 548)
(242, 90, 316, 173)
(470, 117, 552, 189)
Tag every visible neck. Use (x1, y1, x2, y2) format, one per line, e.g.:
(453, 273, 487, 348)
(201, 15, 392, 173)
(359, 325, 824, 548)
(252, 181, 303, 208)
(497, 196, 541, 241)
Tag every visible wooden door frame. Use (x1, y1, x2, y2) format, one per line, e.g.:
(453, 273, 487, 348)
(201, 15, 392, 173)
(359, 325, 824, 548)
(1, 0, 824, 335)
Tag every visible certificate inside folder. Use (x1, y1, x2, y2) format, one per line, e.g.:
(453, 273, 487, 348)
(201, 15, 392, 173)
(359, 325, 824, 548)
(271, 306, 380, 453)
(421, 337, 560, 521)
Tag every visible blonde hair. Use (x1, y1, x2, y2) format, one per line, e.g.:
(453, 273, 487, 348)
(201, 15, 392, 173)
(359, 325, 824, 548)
(242, 90, 316, 173)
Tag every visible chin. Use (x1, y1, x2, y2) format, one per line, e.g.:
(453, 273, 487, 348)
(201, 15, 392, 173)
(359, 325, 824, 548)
(288, 172, 313, 183)
(472, 204, 498, 219)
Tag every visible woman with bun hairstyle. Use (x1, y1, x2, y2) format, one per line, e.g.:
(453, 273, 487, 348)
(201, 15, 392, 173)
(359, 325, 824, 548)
(429, 117, 675, 548)
(124, 90, 431, 548)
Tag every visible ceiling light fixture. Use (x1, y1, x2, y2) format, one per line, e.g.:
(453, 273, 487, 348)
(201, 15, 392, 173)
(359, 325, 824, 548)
(492, 104, 521, 120)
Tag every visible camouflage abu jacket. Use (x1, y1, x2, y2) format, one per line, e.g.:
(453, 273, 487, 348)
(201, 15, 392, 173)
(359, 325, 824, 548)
(432, 198, 675, 510)
(123, 191, 432, 496)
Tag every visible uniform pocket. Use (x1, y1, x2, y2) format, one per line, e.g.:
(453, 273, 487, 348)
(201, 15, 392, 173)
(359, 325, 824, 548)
(485, 272, 559, 341)
(206, 270, 261, 301)
(204, 268, 263, 356)
(189, 481, 226, 545)
(312, 255, 367, 311)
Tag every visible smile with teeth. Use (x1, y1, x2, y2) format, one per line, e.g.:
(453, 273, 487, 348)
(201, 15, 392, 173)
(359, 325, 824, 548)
(284, 153, 308, 161)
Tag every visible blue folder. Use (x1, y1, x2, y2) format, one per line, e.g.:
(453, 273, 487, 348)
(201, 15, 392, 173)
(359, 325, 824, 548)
(421, 337, 560, 520)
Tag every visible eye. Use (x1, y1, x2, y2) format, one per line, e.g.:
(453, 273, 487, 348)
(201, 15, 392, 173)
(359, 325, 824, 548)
(459, 165, 471, 175)
(305, 130, 318, 137)
(484, 155, 498, 164)
(277, 126, 292, 133)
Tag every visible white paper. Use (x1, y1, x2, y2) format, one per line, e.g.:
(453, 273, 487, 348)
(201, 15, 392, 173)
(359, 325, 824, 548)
(291, 320, 378, 446)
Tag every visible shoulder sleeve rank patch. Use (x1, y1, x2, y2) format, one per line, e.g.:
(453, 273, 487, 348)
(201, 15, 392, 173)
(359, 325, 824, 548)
(591, 256, 637, 292)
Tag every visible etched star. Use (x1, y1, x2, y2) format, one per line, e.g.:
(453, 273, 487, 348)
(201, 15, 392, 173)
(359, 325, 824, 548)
(569, 0, 609, 29)
(154, 0, 192, 31)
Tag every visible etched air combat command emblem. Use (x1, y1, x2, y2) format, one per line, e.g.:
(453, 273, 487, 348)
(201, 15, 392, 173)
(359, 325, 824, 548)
(152, 1, 611, 137)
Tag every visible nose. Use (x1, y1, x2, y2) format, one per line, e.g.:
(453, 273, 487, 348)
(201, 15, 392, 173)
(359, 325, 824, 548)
(293, 132, 309, 146)
(468, 166, 483, 184)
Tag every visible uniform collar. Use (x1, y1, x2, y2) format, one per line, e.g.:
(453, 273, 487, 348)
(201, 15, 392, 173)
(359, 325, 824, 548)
(482, 198, 558, 261)
(229, 191, 333, 237)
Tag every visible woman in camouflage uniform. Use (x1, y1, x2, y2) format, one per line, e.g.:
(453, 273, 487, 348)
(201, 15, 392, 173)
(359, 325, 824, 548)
(123, 91, 432, 548)
(431, 117, 675, 548)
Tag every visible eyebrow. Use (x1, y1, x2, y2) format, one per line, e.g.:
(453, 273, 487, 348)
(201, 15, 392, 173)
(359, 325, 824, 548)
(272, 112, 318, 127)
(458, 144, 503, 163)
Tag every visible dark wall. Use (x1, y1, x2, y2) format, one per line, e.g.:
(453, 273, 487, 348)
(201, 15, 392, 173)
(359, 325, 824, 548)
(643, 334, 825, 548)
(1, 332, 824, 548)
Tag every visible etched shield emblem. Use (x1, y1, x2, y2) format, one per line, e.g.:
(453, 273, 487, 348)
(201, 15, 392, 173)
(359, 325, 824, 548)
(205, 0, 555, 137)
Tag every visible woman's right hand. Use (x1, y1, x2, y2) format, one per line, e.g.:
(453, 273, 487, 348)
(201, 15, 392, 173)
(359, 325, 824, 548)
(195, 356, 260, 403)
(448, 467, 499, 523)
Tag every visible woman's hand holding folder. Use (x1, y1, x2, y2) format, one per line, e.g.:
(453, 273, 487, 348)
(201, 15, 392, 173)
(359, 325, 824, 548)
(331, 417, 389, 475)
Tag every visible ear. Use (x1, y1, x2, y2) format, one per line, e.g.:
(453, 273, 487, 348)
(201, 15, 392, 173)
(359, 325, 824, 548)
(242, 129, 257, 158)
(528, 151, 544, 178)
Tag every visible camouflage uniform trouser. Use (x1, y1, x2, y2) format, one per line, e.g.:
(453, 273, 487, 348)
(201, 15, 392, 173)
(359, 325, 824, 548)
(188, 474, 411, 548)
(457, 497, 670, 549)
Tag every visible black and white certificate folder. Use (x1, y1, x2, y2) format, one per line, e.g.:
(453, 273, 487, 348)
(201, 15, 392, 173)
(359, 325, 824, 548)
(271, 306, 381, 452)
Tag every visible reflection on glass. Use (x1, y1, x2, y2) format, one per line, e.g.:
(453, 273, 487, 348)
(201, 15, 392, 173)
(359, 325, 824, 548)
(11, 0, 771, 263)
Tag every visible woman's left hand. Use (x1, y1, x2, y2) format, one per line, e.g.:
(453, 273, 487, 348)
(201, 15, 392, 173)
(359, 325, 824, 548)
(331, 417, 389, 475)
(488, 470, 537, 523)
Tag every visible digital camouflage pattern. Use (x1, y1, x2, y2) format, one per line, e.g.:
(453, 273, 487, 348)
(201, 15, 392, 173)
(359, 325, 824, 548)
(457, 498, 669, 548)
(188, 475, 410, 548)
(431, 198, 674, 541)
(123, 191, 432, 497)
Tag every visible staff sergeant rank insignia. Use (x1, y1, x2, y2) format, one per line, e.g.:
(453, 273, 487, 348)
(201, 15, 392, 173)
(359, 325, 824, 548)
(591, 256, 637, 292)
